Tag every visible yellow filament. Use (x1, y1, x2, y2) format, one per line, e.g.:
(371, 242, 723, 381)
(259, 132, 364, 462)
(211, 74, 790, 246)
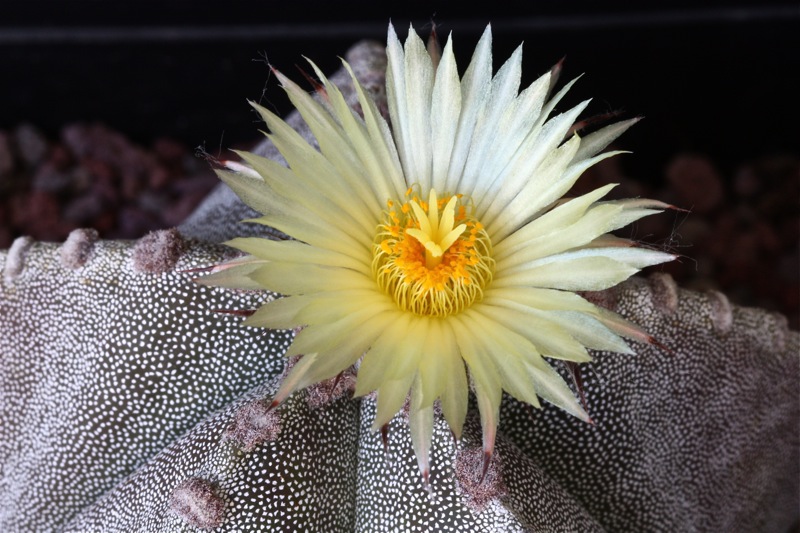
(373, 189, 494, 317)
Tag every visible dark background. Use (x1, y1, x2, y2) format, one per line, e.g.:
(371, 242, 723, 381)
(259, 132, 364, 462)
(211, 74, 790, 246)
(0, 0, 798, 326)
(0, 0, 797, 172)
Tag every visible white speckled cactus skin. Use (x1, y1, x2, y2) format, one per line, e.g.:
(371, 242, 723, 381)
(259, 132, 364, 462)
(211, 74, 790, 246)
(1, 41, 798, 532)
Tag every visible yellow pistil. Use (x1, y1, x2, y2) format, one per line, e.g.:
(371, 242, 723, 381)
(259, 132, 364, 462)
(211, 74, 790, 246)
(406, 189, 467, 269)
(373, 189, 494, 317)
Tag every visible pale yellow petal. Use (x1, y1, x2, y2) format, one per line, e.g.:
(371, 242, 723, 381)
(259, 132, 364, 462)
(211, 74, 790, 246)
(485, 130, 585, 241)
(483, 286, 597, 313)
(374, 372, 415, 430)
(416, 318, 460, 408)
(194, 256, 269, 290)
(303, 62, 399, 216)
(250, 103, 378, 223)
(271, 352, 319, 406)
(492, 256, 638, 291)
(462, 69, 549, 198)
(493, 183, 617, 259)
(476, 99, 588, 225)
(409, 378, 434, 482)
(243, 295, 310, 329)
(275, 69, 386, 217)
(341, 61, 406, 199)
(542, 310, 634, 354)
(443, 24, 493, 193)
(353, 312, 414, 396)
(472, 303, 591, 363)
(449, 315, 502, 395)
(462, 309, 545, 407)
(401, 25, 435, 190)
(249, 262, 374, 296)
(456, 44, 522, 194)
(218, 165, 359, 246)
(494, 204, 623, 271)
(387, 316, 430, 382)
(289, 311, 395, 387)
(525, 357, 590, 422)
(473, 375, 502, 458)
(287, 304, 393, 358)
(225, 237, 370, 274)
(574, 117, 639, 161)
(233, 150, 375, 238)
(293, 290, 393, 328)
(385, 24, 413, 185)
(429, 33, 461, 191)
(437, 321, 469, 439)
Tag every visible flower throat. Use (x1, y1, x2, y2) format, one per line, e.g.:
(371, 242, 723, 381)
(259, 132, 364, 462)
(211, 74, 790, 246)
(372, 188, 495, 317)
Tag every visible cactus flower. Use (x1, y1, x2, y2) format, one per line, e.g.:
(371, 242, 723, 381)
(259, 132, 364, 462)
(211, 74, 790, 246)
(209, 23, 675, 483)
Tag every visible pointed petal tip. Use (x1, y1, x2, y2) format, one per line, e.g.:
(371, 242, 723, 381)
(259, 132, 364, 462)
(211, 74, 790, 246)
(293, 64, 326, 94)
(649, 336, 676, 355)
(480, 449, 492, 485)
(180, 265, 216, 275)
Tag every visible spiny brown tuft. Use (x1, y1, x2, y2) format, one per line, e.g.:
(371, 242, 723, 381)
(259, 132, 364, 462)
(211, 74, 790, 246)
(169, 477, 225, 529)
(59, 228, 99, 269)
(132, 228, 187, 274)
(223, 399, 281, 452)
(454, 446, 508, 513)
(305, 367, 357, 410)
(4, 236, 33, 282)
(648, 272, 679, 315)
(706, 289, 733, 335)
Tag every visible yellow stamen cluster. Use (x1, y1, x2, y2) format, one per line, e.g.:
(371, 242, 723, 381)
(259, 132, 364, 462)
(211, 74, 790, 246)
(373, 188, 494, 317)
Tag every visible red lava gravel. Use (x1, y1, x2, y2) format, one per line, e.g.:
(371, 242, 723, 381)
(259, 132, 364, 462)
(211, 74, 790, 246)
(572, 151, 799, 330)
(0, 122, 219, 247)
(1, 122, 797, 329)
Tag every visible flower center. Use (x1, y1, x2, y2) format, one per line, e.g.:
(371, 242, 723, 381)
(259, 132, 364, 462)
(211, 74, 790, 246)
(372, 188, 494, 317)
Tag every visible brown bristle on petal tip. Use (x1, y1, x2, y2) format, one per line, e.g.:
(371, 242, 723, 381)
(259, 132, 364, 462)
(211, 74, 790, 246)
(210, 309, 257, 317)
(480, 450, 492, 485)
(426, 23, 441, 68)
(568, 110, 624, 136)
(180, 265, 217, 274)
(566, 361, 590, 415)
(422, 469, 431, 489)
(380, 423, 390, 454)
(650, 336, 676, 356)
(549, 56, 566, 89)
(328, 372, 343, 403)
(294, 64, 326, 94)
